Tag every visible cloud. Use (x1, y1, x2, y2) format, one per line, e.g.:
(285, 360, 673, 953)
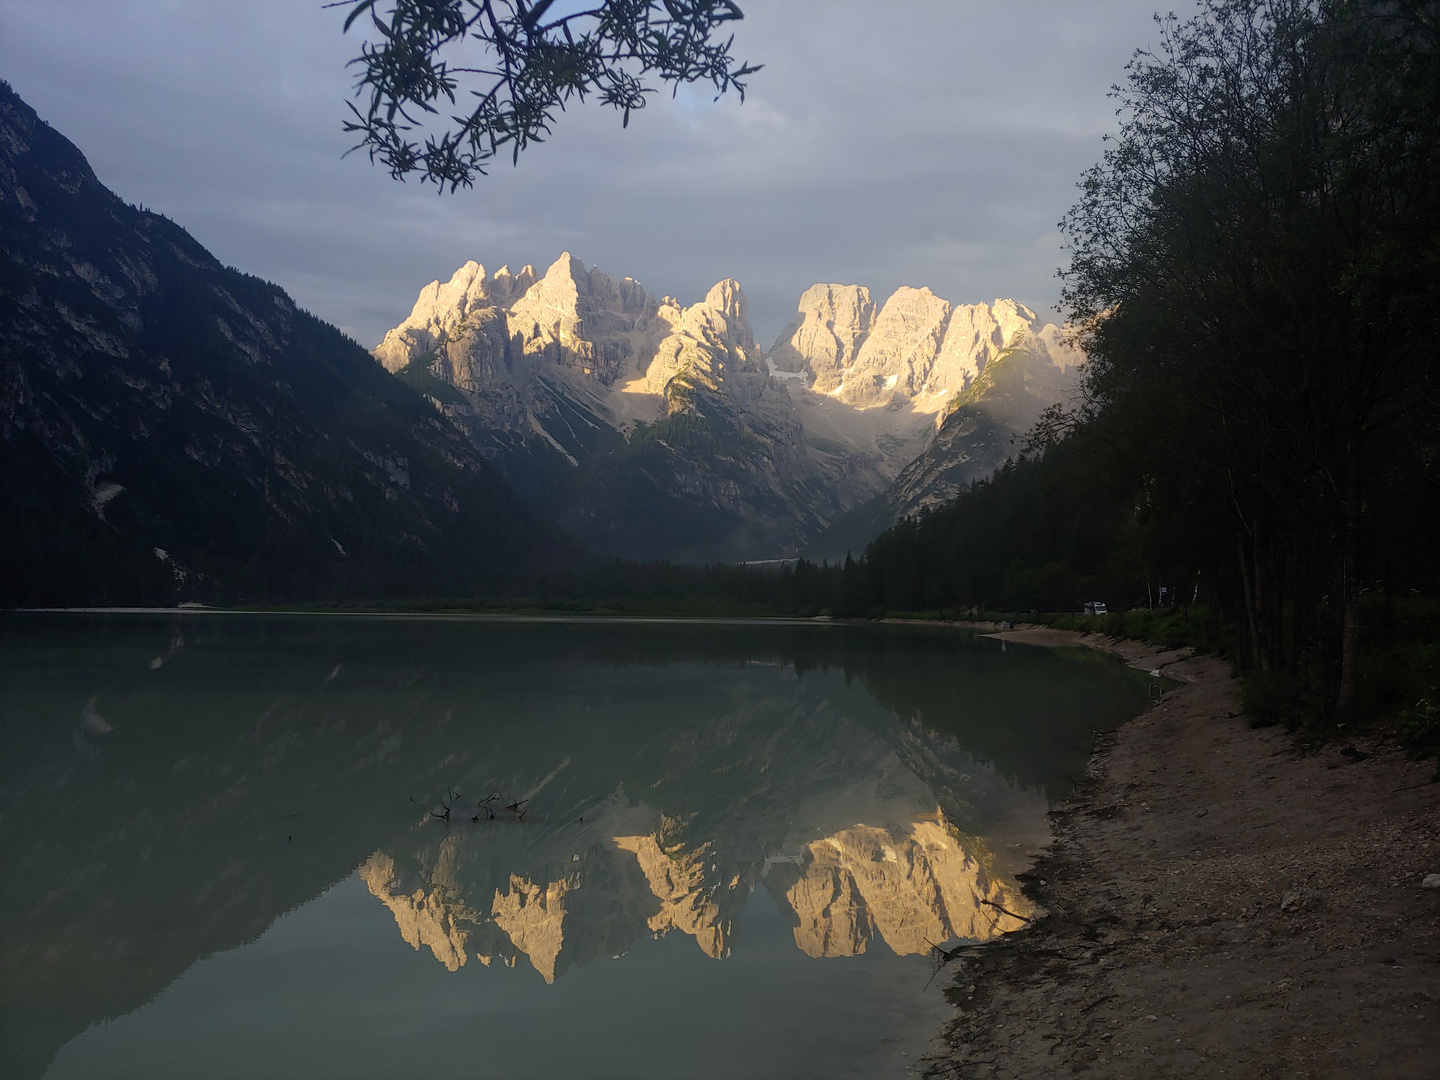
(2, 0, 1196, 346)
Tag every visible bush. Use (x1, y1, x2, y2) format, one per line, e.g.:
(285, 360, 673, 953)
(1240, 671, 1321, 732)
(1395, 693, 1440, 756)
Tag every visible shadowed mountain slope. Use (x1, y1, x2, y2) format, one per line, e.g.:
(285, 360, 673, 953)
(0, 82, 572, 605)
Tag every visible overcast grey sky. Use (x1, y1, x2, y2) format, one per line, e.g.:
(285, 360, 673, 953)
(1, 1, 1194, 347)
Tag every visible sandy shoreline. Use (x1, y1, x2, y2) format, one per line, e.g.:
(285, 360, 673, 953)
(922, 627, 1440, 1079)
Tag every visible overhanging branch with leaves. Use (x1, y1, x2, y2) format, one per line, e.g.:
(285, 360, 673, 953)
(333, 0, 761, 189)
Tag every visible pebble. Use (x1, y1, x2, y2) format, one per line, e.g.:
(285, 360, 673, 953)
(1422, 874, 1440, 890)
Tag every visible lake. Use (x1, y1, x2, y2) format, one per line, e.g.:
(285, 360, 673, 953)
(0, 614, 1159, 1080)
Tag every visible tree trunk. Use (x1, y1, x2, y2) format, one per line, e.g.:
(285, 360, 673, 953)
(1336, 467, 1362, 713)
(1237, 537, 1267, 672)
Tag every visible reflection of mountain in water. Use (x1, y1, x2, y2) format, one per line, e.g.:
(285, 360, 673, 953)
(362, 811, 1025, 981)
(774, 820, 1021, 958)
(1, 615, 1148, 1078)
(353, 693, 1031, 983)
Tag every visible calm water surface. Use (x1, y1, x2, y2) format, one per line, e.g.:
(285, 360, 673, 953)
(0, 615, 1159, 1080)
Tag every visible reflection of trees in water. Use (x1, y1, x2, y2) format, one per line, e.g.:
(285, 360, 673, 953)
(355, 617, 1150, 795)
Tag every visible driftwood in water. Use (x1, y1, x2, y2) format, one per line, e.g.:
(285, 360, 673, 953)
(980, 897, 1033, 923)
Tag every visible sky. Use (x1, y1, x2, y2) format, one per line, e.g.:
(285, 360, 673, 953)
(1, 0, 1196, 348)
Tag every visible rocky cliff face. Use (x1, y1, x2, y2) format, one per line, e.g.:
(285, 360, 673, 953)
(768, 283, 876, 393)
(771, 286, 1078, 412)
(375, 254, 661, 399)
(0, 82, 568, 604)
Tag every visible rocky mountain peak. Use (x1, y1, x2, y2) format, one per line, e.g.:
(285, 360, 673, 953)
(368, 256, 842, 560)
(691, 278, 757, 354)
(773, 285, 1080, 412)
(372, 259, 541, 374)
(704, 278, 746, 319)
(493, 262, 538, 302)
(844, 286, 953, 407)
(637, 278, 767, 404)
(505, 252, 659, 385)
(992, 298, 1038, 333)
(769, 283, 876, 391)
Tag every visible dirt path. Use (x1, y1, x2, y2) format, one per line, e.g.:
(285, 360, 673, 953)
(922, 629, 1440, 1079)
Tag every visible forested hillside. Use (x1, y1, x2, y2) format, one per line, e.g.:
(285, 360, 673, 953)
(805, 0, 1440, 730)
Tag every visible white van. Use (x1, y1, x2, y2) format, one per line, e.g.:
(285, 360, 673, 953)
(1084, 601, 1108, 616)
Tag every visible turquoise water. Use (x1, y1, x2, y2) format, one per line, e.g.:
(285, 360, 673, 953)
(0, 615, 1158, 1079)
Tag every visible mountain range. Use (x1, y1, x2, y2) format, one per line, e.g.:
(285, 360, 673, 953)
(374, 256, 1082, 564)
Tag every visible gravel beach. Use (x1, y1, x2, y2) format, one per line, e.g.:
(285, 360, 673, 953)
(923, 630, 1440, 1080)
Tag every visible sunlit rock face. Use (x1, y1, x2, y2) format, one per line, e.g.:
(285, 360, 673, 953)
(769, 284, 877, 393)
(770, 820, 1027, 959)
(372, 260, 537, 374)
(772, 287, 1082, 412)
(930, 299, 1044, 396)
(359, 851, 479, 973)
(506, 254, 659, 386)
(841, 287, 953, 408)
(769, 284, 1088, 562)
(851, 326, 1087, 539)
(491, 874, 575, 984)
(630, 279, 765, 406)
(374, 253, 773, 419)
(787, 289, 1087, 561)
(375, 252, 670, 413)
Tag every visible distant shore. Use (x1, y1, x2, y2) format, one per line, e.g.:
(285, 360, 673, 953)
(922, 630, 1440, 1078)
